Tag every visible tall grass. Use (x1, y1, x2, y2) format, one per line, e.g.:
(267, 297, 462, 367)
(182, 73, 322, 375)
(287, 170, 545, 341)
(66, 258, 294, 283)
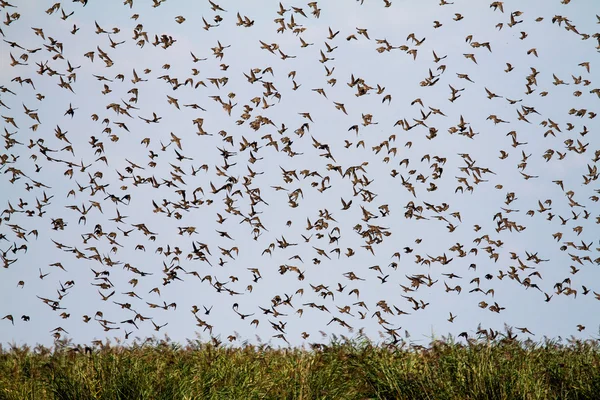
(1, 333, 599, 399)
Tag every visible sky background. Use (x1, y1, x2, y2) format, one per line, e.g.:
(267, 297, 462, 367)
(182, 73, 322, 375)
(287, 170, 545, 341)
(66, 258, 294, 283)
(1, 0, 599, 349)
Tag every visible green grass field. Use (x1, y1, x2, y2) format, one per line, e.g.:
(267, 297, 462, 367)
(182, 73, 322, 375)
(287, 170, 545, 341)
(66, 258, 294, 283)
(1, 332, 599, 400)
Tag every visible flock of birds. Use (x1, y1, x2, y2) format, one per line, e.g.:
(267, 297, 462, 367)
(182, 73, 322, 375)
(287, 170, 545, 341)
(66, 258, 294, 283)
(1, 0, 600, 349)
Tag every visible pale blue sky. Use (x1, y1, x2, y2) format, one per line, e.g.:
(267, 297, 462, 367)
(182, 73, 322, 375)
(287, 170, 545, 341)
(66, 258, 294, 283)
(1, 0, 599, 349)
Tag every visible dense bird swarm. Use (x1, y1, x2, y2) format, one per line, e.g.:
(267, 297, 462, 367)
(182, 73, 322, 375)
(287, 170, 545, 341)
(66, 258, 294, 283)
(1, 0, 600, 349)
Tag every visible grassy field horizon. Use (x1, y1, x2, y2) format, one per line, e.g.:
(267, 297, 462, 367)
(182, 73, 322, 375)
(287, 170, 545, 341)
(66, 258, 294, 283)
(2, 330, 600, 400)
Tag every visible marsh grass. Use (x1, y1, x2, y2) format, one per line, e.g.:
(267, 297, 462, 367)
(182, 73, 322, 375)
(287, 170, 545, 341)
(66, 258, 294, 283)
(1, 333, 599, 400)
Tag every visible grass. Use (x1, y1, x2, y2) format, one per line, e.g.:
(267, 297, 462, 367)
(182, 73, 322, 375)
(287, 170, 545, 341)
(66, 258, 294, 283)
(1, 332, 599, 400)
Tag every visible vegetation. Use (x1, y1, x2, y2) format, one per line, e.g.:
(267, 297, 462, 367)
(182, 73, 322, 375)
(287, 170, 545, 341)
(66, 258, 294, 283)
(1, 332, 600, 400)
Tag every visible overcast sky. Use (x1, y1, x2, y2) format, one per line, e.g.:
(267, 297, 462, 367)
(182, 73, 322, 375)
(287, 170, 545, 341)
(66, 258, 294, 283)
(1, 0, 599, 349)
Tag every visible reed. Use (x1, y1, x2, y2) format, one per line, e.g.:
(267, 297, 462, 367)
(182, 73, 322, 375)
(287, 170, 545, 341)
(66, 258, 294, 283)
(1, 333, 599, 399)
